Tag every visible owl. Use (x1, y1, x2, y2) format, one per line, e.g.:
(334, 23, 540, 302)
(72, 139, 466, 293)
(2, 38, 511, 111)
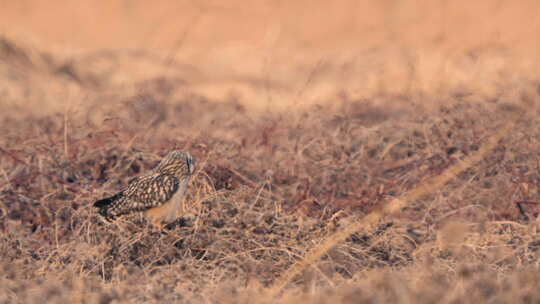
(94, 150, 194, 227)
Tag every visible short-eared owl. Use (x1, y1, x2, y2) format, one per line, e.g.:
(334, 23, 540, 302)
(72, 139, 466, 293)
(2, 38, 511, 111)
(94, 150, 194, 227)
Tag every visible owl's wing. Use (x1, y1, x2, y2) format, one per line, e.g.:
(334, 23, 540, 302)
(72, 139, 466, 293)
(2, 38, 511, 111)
(104, 173, 180, 218)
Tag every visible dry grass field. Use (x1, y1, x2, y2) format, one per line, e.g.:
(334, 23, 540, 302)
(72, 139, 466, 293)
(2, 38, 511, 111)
(2, 1, 540, 303)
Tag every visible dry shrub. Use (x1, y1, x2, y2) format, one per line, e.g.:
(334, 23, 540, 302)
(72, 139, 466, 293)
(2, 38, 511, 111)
(2, 36, 540, 303)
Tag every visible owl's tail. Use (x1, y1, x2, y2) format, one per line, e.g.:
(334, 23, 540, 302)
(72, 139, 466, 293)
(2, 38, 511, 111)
(93, 193, 121, 219)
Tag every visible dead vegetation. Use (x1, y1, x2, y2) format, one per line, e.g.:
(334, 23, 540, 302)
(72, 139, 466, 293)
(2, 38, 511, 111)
(2, 33, 540, 303)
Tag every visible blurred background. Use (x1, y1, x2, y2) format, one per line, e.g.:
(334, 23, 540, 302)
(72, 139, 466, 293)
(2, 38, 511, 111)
(1, 0, 539, 112)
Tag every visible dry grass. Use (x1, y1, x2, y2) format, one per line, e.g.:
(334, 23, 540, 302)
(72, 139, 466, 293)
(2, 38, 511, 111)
(266, 104, 522, 297)
(2, 2, 540, 302)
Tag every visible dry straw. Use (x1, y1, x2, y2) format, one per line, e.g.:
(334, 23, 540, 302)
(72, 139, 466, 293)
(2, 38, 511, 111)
(266, 108, 521, 298)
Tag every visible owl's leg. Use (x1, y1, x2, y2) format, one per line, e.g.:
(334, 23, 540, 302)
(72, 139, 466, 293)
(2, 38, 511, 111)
(149, 217, 169, 235)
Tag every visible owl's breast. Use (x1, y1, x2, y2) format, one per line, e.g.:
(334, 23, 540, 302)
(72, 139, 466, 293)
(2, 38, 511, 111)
(144, 178, 189, 223)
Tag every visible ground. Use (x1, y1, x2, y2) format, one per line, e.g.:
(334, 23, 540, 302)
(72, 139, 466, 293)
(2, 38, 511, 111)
(2, 1, 540, 303)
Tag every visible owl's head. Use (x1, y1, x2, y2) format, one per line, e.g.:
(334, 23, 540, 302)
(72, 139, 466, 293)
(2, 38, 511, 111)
(155, 150, 194, 178)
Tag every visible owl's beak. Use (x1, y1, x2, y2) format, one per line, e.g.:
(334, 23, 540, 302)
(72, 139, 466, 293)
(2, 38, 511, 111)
(187, 154, 194, 174)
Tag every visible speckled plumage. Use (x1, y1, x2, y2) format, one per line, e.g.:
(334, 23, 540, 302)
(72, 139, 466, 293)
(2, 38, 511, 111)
(94, 150, 194, 225)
